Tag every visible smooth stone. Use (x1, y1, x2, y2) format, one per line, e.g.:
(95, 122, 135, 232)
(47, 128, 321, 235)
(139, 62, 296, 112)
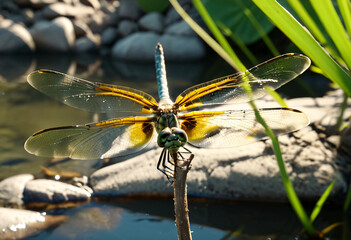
(159, 34, 206, 61)
(75, 34, 99, 52)
(0, 19, 35, 52)
(0, 207, 67, 239)
(102, 10, 119, 28)
(117, 0, 142, 20)
(138, 12, 164, 33)
(0, 174, 34, 205)
(23, 179, 91, 203)
(90, 95, 348, 202)
(30, 17, 75, 51)
(101, 27, 118, 45)
(117, 20, 138, 37)
(112, 32, 205, 61)
(112, 32, 160, 61)
(42, 2, 94, 19)
(165, 20, 195, 36)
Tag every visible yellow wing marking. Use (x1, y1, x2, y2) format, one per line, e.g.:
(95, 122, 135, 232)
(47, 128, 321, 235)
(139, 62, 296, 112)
(95, 116, 154, 148)
(180, 111, 225, 141)
(175, 74, 247, 111)
(96, 85, 158, 113)
(95, 116, 153, 127)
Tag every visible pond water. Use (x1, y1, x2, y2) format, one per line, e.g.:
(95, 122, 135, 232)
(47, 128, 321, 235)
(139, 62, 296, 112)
(0, 53, 343, 239)
(26, 198, 348, 240)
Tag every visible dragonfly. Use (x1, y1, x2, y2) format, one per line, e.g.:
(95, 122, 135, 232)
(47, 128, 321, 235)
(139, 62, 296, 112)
(25, 43, 310, 179)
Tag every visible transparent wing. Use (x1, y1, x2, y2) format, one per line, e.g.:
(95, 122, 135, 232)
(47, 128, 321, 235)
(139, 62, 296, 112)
(175, 54, 311, 111)
(24, 117, 155, 159)
(179, 108, 309, 148)
(27, 70, 158, 115)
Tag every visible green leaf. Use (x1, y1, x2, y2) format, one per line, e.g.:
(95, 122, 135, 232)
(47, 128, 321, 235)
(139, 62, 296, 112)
(135, 0, 170, 13)
(253, 0, 351, 97)
(203, 0, 275, 44)
(310, 179, 337, 222)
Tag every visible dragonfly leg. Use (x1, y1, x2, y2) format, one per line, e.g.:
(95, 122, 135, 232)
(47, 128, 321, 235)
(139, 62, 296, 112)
(177, 147, 194, 170)
(157, 148, 175, 182)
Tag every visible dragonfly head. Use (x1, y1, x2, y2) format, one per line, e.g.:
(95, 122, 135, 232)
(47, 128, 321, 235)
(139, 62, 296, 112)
(157, 127, 188, 153)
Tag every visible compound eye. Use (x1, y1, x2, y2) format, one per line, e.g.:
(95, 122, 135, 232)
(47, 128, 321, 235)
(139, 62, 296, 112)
(172, 128, 188, 145)
(157, 128, 172, 147)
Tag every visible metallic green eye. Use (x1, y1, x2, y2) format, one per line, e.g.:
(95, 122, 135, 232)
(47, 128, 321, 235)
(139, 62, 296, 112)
(157, 128, 171, 147)
(171, 128, 188, 146)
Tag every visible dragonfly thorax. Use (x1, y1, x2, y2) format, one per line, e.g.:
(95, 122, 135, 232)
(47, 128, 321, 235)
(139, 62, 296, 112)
(155, 111, 179, 133)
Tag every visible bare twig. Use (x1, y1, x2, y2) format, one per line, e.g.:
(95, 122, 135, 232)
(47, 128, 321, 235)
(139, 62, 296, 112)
(171, 152, 194, 240)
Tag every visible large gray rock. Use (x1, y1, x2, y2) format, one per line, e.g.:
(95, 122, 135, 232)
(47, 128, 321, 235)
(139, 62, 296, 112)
(23, 179, 91, 203)
(165, 20, 195, 36)
(117, 0, 142, 20)
(117, 20, 138, 37)
(160, 34, 206, 61)
(138, 12, 164, 33)
(90, 94, 349, 202)
(75, 34, 100, 52)
(112, 32, 205, 61)
(101, 27, 118, 45)
(0, 207, 66, 239)
(42, 2, 94, 19)
(30, 17, 75, 51)
(0, 174, 34, 205)
(112, 32, 160, 61)
(0, 19, 35, 52)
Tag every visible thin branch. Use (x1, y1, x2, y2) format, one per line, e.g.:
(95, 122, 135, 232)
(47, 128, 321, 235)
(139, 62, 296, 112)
(172, 152, 194, 240)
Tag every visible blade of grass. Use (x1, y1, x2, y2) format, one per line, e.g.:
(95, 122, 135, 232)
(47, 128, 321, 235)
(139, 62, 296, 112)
(240, 80, 316, 235)
(217, 21, 259, 65)
(286, 0, 338, 58)
(263, 86, 287, 107)
(249, 99, 316, 235)
(344, 183, 351, 212)
(253, 0, 351, 97)
(310, 0, 351, 72)
(310, 179, 337, 222)
(337, 0, 351, 37)
(336, 94, 348, 131)
(169, 0, 242, 71)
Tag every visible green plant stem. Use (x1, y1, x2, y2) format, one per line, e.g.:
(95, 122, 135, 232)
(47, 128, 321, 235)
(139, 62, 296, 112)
(336, 94, 348, 131)
(240, 81, 315, 235)
(310, 179, 337, 222)
(191, 0, 246, 71)
(192, 0, 246, 71)
(236, 0, 280, 56)
(344, 183, 351, 212)
(217, 22, 259, 65)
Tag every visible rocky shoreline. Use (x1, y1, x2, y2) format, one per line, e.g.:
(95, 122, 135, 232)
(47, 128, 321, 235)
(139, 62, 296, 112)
(0, 0, 206, 61)
(1, 89, 350, 238)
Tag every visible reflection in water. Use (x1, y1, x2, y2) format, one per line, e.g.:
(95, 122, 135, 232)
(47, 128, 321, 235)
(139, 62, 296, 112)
(28, 199, 348, 240)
